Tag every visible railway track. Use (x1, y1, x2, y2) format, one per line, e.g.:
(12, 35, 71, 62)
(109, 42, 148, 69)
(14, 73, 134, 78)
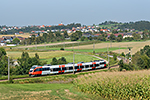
(0, 65, 119, 82)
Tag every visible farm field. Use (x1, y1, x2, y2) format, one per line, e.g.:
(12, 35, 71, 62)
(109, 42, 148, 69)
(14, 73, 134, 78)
(0, 83, 106, 100)
(66, 40, 150, 54)
(6, 51, 100, 63)
(0, 33, 30, 38)
(74, 69, 150, 100)
(29, 47, 126, 53)
(7, 51, 73, 59)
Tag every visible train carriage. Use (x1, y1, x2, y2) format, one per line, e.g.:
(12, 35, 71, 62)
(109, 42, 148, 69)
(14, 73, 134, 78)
(29, 60, 106, 76)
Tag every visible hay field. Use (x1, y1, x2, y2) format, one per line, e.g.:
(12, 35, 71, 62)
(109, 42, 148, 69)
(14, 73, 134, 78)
(67, 40, 150, 54)
(0, 33, 30, 38)
(7, 51, 72, 59)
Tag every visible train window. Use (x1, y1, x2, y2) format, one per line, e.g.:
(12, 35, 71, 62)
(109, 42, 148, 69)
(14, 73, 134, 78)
(46, 68, 50, 70)
(95, 64, 100, 67)
(75, 66, 79, 69)
(90, 64, 93, 67)
(53, 68, 61, 71)
(100, 62, 106, 64)
(34, 68, 40, 72)
(42, 68, 50, 71)
(80, 66, 84, 68)
(69, 67, 73, 70)
(62, 67, 67, 70)
(85, 65, 89, 68)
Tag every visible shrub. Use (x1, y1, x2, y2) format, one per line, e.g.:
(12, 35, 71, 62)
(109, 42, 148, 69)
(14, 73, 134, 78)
(60, 48, 64, 50)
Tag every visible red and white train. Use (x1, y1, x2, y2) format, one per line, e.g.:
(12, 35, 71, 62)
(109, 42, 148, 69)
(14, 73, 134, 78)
(29, 60, 106, 76)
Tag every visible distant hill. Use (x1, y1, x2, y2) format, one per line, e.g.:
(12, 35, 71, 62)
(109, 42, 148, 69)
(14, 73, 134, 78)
(118, 21, 150, 31)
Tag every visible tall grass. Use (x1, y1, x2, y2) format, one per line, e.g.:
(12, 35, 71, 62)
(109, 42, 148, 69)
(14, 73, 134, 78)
(74, 70, 150, 100)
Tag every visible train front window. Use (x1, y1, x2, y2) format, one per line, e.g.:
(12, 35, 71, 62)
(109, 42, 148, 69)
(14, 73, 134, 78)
(29, 70, 33, 72)
(31, 67, 36, 69)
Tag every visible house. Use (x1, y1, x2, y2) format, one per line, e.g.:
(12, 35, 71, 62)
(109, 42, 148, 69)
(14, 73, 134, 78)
(2, 36, 15, 43)
(123, 33, 133, 39)
(82, 32, 94, 38)
(107, 33, 124, 39)
(0, 38, 6, 46)
(100, 29, 108, 32)
(17, 36, 25, 42)
(94, 34, 101, 37)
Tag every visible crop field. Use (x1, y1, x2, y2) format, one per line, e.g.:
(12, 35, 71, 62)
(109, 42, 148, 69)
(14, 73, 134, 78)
(7, 51, 73, 59)
(0, 83, 106, 100)
(0, 33, 30, 38)
(74, 69, 150, 100)
(66, 40, 150, 54)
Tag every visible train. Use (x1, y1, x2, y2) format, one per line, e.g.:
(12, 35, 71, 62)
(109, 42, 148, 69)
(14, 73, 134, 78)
(29, 60, 106, 76)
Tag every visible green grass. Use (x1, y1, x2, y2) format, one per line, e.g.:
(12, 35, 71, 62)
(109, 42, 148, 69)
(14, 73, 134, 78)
(0, 74, 28, 80)
(40, 53, 100, 64)
(0, 83, 107, 100)
(65, 47, 126, 53)
(27, 46, 126, 53)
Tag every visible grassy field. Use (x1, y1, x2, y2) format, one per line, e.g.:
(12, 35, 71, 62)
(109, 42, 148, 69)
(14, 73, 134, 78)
(0, 83, 106, 100)
(40, 53, 100, 64)
(74, 69, 150, 100)
(6, 50, 101, 63)
(29, 47, 126, 53)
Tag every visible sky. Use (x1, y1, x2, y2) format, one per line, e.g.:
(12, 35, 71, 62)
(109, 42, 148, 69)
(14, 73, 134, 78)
(0, 0, 150, 26)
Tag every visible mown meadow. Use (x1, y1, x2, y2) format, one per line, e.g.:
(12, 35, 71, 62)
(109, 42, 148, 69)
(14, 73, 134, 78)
(74, 70, 150, 100)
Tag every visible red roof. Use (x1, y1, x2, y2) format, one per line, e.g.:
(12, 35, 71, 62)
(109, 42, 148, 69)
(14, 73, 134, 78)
(94, 34, 101, 36)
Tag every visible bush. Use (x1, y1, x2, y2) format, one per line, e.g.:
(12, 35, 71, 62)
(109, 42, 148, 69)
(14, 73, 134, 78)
(60, 48, 64, 50)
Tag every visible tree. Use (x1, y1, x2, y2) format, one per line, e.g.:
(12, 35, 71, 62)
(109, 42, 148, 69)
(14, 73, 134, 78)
(35, 53, 39, 59)
(57, 57, 67, 64)
(16, 52, 42, 75)
(109, 34, 116, 41)
(63, 30, 69, 38)
(13, 38, 20, 44)
(89, 36, 92, 41)
(70, 33, 79, 41)
(118, 59, 124, 70)
(81, 36, 85, 41)
(113, 54, 117, 61)
(51, 57, 58, 65)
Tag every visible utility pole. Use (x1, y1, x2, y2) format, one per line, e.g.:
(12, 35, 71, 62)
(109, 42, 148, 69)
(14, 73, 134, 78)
(78, 42, 79, 52)
(119, 45, 120, 54)
(93, 41, 95, 53)
(44, 42, 46, 50)
(64, 42, 65, 49)
(8, 57, 10, 81)
(73, 44, 75, 74)
(36, 42, 37, 50)
(107, 44, 109, 69)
